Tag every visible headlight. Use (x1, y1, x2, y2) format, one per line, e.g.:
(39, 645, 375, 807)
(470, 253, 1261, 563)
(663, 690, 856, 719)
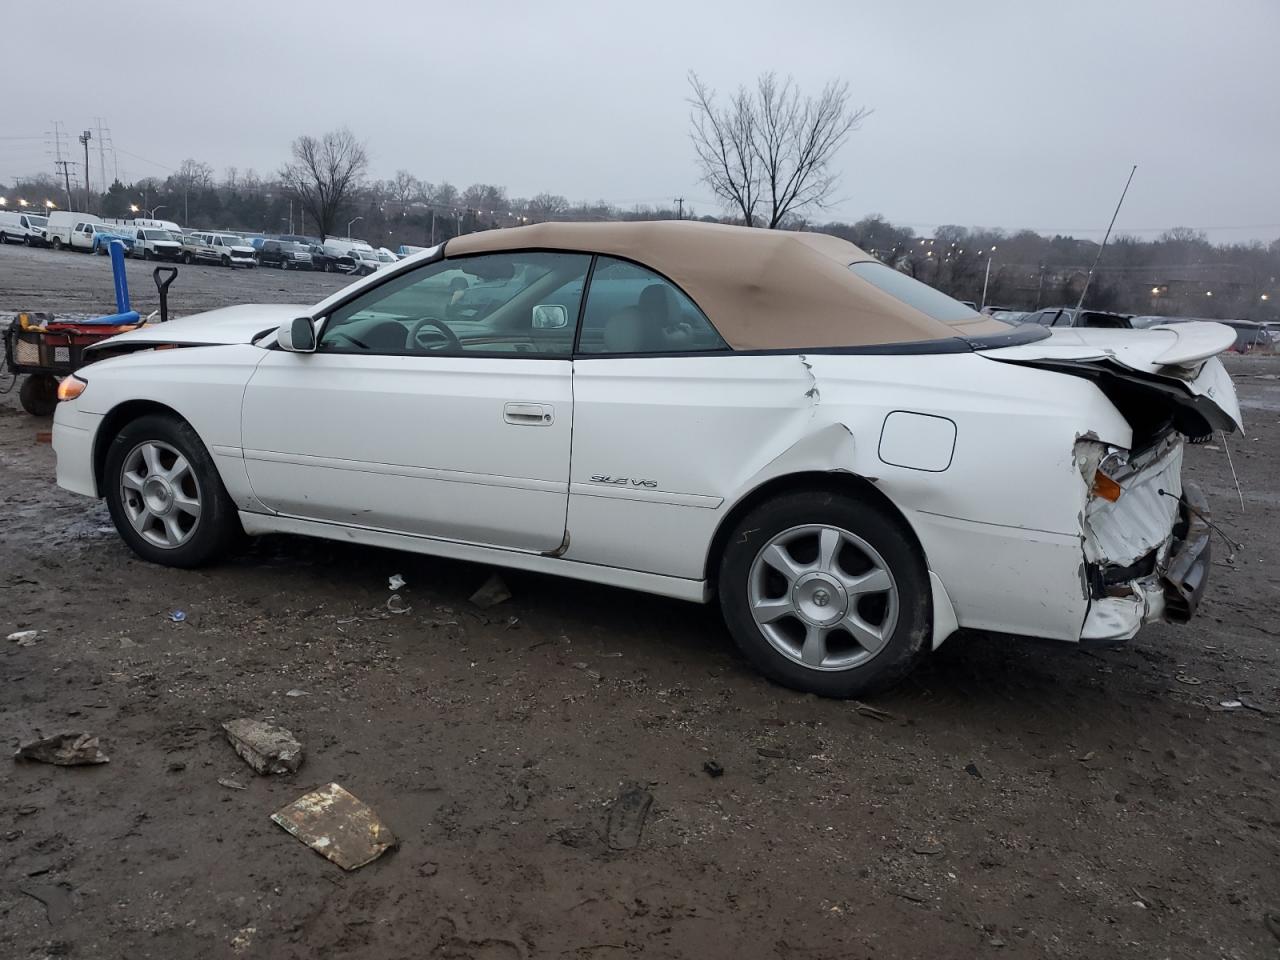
(57, 374, 88, 402)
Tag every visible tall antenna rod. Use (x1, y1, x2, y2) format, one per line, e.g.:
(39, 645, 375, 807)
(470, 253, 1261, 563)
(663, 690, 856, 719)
(1074, 164, 1136, 314)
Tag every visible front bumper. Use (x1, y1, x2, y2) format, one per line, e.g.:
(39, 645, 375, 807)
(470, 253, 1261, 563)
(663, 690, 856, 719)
(52, 403, 103, 498)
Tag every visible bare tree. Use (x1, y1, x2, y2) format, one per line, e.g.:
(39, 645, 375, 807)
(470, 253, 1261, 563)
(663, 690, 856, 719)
(170, 159, 214, 224)
(688, 71, 869, 228)
(279, 129, 369, 241)
(525, 192, 569, 223)
(389, 169, 422, 213)
(426, 181, 458, 209)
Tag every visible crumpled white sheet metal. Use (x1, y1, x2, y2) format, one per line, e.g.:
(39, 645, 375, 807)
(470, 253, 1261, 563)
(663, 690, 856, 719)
(1083, 436, 1183, 567)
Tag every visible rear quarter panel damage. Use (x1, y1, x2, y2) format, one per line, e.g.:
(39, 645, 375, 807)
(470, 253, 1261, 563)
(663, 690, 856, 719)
(567, 351, 1128, 643)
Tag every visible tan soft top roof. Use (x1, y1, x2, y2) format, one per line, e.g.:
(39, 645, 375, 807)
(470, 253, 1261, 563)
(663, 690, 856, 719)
(447, 220, 1005, 350)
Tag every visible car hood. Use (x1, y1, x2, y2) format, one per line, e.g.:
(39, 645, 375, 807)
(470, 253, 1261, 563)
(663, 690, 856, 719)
(983, 321, 1242, 434)
(85, 303, 309, 354)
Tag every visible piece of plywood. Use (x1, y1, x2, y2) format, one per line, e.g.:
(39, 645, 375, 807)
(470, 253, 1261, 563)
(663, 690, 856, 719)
(271, 783, 396, 871)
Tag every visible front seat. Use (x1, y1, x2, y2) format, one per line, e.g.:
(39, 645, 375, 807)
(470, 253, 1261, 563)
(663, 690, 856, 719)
(638, 283, 677, 334)
(602, 307, 646, 353)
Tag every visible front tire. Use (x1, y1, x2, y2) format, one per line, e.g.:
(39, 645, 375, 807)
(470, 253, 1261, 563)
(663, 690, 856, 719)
(182, 251, 193, 265)
(220, 254, 231, 268)
(103, 414, 241, 568)
(718, 489, 932, 698)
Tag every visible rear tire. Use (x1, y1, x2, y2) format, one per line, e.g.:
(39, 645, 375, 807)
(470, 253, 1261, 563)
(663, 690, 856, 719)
(103, 414, 241, 568)
(51, 237, 64, 250)
(18, 375, 57, 417)
(717, 488, 932, 698)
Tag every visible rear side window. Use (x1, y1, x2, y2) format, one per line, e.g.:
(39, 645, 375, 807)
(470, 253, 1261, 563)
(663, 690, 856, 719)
(577, 257, 728, 355)
(848, 262, 981, 325)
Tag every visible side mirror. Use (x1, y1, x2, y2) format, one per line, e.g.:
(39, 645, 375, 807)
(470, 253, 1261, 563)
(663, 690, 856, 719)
(277, 316, 317, 352)
(532, 304, 569, 330)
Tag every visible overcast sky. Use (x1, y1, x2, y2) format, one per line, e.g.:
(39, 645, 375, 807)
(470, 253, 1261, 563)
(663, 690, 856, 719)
(5, 0, 1277, 242)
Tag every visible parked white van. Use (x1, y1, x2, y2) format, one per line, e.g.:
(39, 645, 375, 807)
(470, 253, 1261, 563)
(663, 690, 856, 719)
(133, 217, 183, 234)
(0, 211, 50, 246)
(321, 237, 375, 258)
(43, 211, 98, 250)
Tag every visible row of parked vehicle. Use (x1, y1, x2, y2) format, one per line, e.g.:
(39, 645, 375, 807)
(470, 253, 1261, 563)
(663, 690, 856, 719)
(0, 211, 406, 276)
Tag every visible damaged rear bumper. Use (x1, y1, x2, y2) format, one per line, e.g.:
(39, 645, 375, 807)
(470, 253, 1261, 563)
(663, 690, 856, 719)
(1081, 481, 1211, 642)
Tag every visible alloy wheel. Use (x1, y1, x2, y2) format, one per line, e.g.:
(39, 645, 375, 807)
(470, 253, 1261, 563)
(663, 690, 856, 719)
(747, 523, 899, 671)
(118, 440, 202, 549)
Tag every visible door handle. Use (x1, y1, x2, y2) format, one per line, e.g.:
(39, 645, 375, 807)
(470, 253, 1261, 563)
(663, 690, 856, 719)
(504, 402, 553, 426)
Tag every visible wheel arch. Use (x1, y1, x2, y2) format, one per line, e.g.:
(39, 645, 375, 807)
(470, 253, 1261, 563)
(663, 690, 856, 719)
(703, 469, 959, 650)
(92, 399, 189, 496)
(702, 470, 928, 586)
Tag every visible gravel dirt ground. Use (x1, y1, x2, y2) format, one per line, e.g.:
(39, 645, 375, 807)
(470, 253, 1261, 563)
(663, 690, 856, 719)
(2, 243, 1278, 959)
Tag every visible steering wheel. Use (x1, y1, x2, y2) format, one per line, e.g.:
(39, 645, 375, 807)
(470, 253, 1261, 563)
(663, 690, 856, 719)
(406, 317, 461, 353)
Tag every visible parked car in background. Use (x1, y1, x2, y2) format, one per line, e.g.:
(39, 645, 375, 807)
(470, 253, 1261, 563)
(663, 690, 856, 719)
(131, 227, 183, 261)
(182, 232, 256, 267)
(335, 247, 382, 276)
(1024, 307, 1134, 329)
(0, 211, 50, 246)
(51, 221, 1243, 698)
(258, 239, 314, 270)
(988, 310, 1027, 324)
(307, 244, 340, 273)
(132, 218, 184, 235)
(91, 224, 137, 255)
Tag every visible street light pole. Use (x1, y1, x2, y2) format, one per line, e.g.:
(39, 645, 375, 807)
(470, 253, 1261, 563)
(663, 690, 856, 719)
(979, 246, 997, 310)
(347, 215, 363, 238)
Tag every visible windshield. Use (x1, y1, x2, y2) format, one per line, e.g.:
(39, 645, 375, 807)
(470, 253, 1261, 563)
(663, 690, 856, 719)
(356, 249, 378, 260)
(280, 242, 304, 252)
(848, 261, 1005, 327)
(217, 235, 247, 246)
(143, 230, 174, 241)
(30, 216, 48, 227)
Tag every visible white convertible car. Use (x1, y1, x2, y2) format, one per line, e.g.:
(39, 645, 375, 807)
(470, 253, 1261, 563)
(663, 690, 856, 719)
(52, 222, 1242, 696)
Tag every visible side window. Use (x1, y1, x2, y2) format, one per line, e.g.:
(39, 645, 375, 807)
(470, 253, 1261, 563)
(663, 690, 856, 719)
(318, 251, 591, 357)
(577, 257, 728, 355)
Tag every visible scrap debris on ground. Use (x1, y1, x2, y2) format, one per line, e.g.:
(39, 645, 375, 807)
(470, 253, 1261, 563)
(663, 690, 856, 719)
(271, 782, 397, 871)
(14, 733, 110, 767)
(221, 719, 303, 775)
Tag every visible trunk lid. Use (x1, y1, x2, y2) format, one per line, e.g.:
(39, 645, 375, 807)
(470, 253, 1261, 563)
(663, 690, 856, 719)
(981, 321, 1242, 436)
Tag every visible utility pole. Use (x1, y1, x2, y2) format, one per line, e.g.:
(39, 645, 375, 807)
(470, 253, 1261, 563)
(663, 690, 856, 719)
(79, 130, 93, 213)
(94, 118, 108, 192)
(54, 160, 74, 211)
(674, 197, 684, 220)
